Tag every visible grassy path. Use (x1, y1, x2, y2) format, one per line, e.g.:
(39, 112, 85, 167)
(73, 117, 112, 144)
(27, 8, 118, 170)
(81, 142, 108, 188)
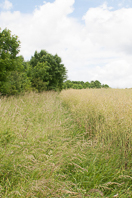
(0, 90, 132, 197)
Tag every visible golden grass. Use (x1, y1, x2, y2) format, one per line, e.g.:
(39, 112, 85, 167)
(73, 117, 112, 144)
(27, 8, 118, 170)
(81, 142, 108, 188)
(60, 88, 132, 167)
(0, 89, 132, 197)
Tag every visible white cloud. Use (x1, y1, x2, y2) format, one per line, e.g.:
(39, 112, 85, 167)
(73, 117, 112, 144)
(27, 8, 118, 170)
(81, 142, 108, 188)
(87, 60, 132, 88)
(83, 4, 132, 54)
(0, 0, 13, 10)
(0, 0, 132, 88)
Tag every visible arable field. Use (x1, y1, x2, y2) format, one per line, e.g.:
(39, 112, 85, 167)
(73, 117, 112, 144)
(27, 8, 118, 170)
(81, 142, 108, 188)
(0, 89, 132, 197)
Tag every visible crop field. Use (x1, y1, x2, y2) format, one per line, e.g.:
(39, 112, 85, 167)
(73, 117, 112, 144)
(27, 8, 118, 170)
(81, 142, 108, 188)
(0, 89, 132, 197)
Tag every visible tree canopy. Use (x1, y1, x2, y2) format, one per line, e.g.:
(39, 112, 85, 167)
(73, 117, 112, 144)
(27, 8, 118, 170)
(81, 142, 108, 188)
(0, 28, 30, 95)
(0, 28, 20, 82)
(29, 50, 67, 91)
(63, 80, 109, 89)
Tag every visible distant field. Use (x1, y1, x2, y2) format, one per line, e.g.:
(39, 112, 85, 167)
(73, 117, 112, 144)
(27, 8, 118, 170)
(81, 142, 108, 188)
(0, 89, 132, 197)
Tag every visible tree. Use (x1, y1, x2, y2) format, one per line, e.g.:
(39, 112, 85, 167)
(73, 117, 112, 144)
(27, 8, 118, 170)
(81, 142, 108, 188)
(94, 80, 101, 88)
(77, 84, 83, 89)
(90, 81, 95, 88)
(89, 80, 102, 88)
(84, 82, 90, 89)
(63, 80, 110, 90)
(63, 80, 72, 89)
(0, 28, 31, 95)
(29, 50, 67, 91)
(102, 84, 109, 88)
(0, 28, 20, 82)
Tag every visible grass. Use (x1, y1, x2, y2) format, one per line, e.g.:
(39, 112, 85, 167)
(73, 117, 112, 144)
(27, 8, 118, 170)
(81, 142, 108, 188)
(0, 89, 132, 197)
(60, 88, 132, 197)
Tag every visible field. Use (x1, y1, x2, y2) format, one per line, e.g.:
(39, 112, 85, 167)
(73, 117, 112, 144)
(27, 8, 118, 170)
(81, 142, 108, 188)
(0, 89, 132, 197)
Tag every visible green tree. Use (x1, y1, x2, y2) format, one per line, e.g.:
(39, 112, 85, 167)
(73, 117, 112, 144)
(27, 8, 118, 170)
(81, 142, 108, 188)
(102, 84, 109, 88)
(84, 82, 90, 89)
(89, 80, 102, 88)
(0, 29, 31, 95)
(2, 70, 31, 95)
(30, 62, 50, 92)
(72, 84, 78, 89)
(0, 28, 20, 82)
(29, 50, 67, 91)
(90, 81, 95, 88)
(63, 80, 72, 89)
(94, 80, 101, 88)
(77, 84, 83, 89)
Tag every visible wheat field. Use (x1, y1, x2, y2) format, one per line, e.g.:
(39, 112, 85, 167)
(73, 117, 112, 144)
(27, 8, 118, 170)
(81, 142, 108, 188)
(0, 89, 132, 197)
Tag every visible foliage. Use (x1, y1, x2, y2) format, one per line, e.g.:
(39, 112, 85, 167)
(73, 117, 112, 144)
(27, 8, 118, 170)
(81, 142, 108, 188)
(102, 83, 110, 88)
(0, 27, 110, 96)
(0, 28, 20, 82)
(29, 50, 67, 92)
(0, 29, 31, 95)
(0, 28, 67, 95)
(63, 80, 109, 89)
(91, 80, 101, 88)
(1, 71, 31, 95)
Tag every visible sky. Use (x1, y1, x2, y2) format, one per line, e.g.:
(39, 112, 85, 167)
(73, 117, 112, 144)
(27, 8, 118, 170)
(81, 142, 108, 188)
(0, 0, 132, 88)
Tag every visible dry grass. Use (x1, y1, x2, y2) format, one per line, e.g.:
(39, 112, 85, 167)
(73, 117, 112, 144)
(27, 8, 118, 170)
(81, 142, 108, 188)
(0, 91, 80, 197)
(0, 89, 132, 197)
(60, 88, 132, 150)
(60, 88, 132, 196)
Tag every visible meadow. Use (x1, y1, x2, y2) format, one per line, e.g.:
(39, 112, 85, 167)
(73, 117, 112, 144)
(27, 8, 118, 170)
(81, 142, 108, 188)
(0, 89, 132, 197)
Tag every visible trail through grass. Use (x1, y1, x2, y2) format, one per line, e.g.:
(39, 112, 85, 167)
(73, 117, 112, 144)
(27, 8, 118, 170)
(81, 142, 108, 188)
(0, 90, 132, 197)
(0, 92, 79, 197)
(60, 89, 132, 197)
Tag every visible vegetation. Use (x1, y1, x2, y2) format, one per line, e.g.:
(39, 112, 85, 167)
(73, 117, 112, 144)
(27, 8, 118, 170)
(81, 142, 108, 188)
(0, 89, 132, 197)
(0, 28, 67, 95)
(0, 28, 109, 96)
(60, 89, 132, 197)
(63, 80, 109, 89)
(0, 27, 131, 197)
(29, 50, 67, 91)
(0, 28, 32, 95)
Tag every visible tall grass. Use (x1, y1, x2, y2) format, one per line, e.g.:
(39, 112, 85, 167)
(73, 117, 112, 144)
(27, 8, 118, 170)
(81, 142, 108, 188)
(0, 89, 132, 197)
(0, 92, 80, 197)
(60, 88, 132, 197)
(61, 89, 132, 147)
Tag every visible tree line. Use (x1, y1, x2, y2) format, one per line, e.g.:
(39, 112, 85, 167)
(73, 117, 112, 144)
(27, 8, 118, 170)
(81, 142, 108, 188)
(0, 28, 109, 96)
(63, 80, 109, 89)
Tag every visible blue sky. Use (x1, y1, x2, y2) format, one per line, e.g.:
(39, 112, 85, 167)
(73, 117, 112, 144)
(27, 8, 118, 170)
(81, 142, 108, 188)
(1, 0, 132, 17)
(0, 0, 132, 88)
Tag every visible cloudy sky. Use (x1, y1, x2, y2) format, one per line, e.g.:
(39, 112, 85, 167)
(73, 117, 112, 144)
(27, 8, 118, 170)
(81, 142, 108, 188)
(0, 0, 132, 88)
